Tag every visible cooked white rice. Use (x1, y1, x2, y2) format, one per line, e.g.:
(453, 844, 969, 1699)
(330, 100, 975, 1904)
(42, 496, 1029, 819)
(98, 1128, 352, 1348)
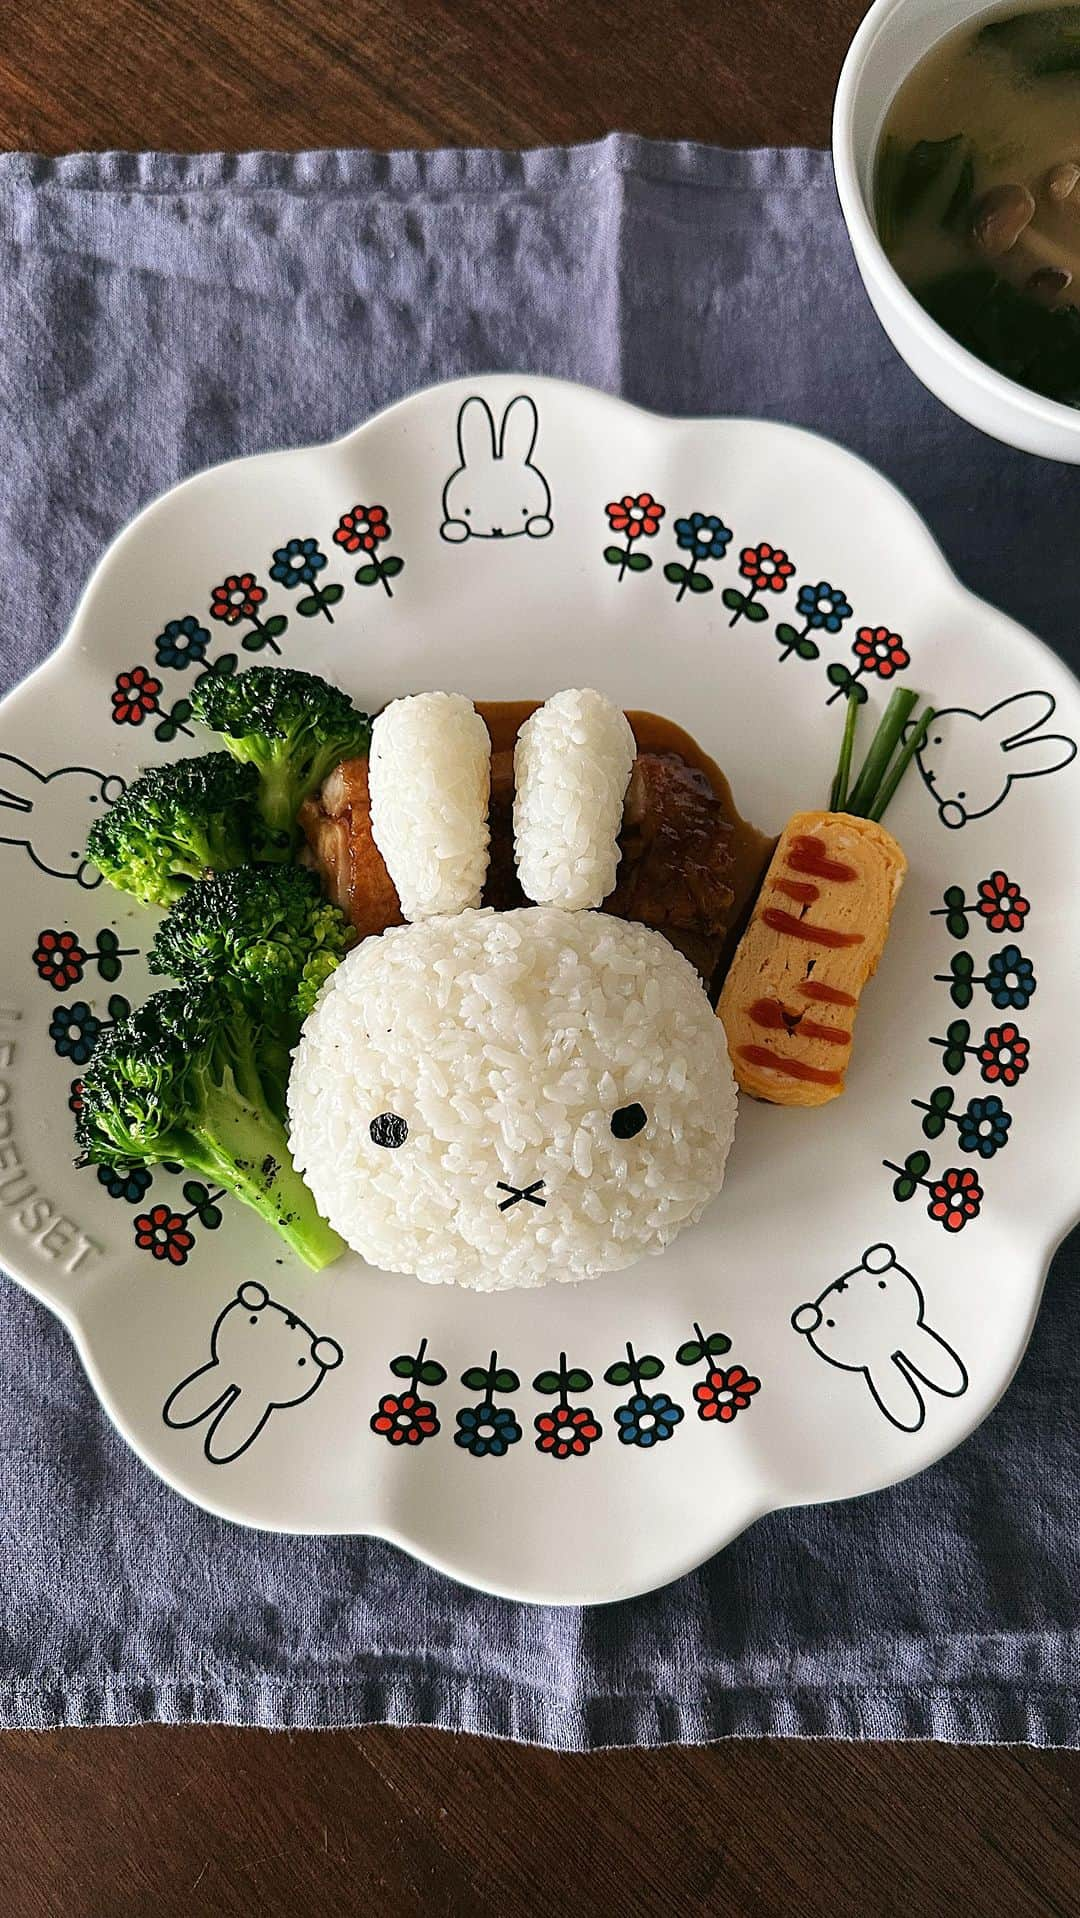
(368, 692, 491, 919)
(288, 905, 736, 1291)
(513, 689, 636, 910)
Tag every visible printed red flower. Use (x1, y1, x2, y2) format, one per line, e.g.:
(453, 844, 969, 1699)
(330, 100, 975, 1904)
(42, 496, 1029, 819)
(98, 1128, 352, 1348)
(978, 1022, 1030, 1087)
(739, 543, 794, 592)
(333, 503, 390, 554)
(534, 1404, 602, 1458)
(693, 1363, 761, 1422)
(67, 1078, 84, 1115)
(370, 1391, 439, 1445)
(111, 665, 161, 725)
(33, 928, 87, 989)
(133, 1204, 194, 1264)
(210, 572, 267, 624)
(928, 1167, 983, 1232)
(853, 625, 909, 679)
(976, 871, 1029, 934)
(605, 493, 665, 540)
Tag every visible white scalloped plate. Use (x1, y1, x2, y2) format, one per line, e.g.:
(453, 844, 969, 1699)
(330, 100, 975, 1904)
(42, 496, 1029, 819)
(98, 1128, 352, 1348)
(2, 374, 1078, 1605)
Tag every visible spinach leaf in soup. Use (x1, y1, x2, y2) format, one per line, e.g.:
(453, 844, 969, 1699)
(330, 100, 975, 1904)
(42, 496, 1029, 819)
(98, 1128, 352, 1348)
(919, 267, 1080, 408)
(977, 5, 1080, 79)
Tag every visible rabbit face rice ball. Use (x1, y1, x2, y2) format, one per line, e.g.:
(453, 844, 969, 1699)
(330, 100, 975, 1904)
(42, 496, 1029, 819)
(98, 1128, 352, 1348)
(288, 905, 737, 1291)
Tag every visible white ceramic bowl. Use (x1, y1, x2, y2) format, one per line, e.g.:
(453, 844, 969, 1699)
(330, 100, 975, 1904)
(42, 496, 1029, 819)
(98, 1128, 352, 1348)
(833, 0, 1080, 463)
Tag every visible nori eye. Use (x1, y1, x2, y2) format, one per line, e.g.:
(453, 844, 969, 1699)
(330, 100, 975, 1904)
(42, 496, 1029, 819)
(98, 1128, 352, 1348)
(370, 1112, 408, 1148)
(611, 1102, 647, 1140)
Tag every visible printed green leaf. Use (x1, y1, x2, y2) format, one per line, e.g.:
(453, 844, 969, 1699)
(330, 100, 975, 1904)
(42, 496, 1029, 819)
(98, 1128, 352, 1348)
(947, 910, 970, 940)
(241, 632, 267, 652)
(418, 1360, 447, 1387)
(261, 614, 288, 638)
(706, 1332, 732, 1356)
(107, 995, 130, 1022)
(200, 1204, 223, 1230)
(321, 582, 344, 604)
(355, 563, 381, 585)
(892, 1174, 918, 1202)
(462, 1367, 489, 1392)
(565, 1368, 592, 1393)
(296, 594, 323, 617)
(626, 551, 652, 572)
(154, 718, 179, 741)
(637, 1354, 664, 1380)
(930, 1085, 955, 1112)
(688, 571, 713, 594)
(744, 599, 768, 622)
(201, 652, 237, 680)
(676, 1340, 704, 1366)
(97, 955, 122, 983)
(380, 555, 405, 578)
(493, 1368, 519, 1393)
(604, 1361, 633, 1387)
(721, 588, 746, 613)
(827, 662, 853, 686)
(904, 1150, 931, 1179)
(171, 699, 192, 724)
(664, 562, 688, 584)
(942, 1044, 968, 1075)
(775, 623, 799, 646)
(533, 1369, 561, 1395)
(921, 1111, 947, 1139)
(946, 952, 975, 1009)
(795, 637, 820, 661)
(390, 1354, 416, 1379)
(947, 1019, 971, 1047)
(183, 1180, 209, 1207)
(604, 546, 626, 565)
(943, 885, 966, 910)
(96, 928, 120, 954)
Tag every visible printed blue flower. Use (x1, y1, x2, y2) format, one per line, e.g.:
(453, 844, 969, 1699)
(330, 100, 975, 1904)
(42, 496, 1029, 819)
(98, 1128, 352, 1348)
(673, 512, 732, 561)
(454, 1401, 522, 1458)
(49, 1001, 101, 1065)
(957, 1095, 1011, 1158)
(270, 537, 328, 590)
(153, 615, 210, 672)
(986, 945, 1036, 1011)
(96, 1162, 153, 1203)
(614, 1391, 684, 1448)
(796, 580, 853, 633)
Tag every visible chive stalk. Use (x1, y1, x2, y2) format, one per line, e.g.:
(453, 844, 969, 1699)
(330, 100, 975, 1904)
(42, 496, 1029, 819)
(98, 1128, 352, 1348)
(868, 706, 935, 822)
(829, 685, 933, 823)
(829, 692, 860, 812)
(846, 688, 920, 818)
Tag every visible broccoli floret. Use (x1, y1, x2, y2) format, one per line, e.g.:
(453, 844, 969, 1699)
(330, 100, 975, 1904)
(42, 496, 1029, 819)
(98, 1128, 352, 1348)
(75, 985, 344, 1271)
(147, 865, 355, 1022)
(86, 753, 280, 907)
(192, 666, 371, 839)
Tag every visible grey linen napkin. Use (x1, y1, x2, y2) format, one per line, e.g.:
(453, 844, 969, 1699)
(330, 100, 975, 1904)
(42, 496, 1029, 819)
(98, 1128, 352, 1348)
(1, 138, 1077, 1746)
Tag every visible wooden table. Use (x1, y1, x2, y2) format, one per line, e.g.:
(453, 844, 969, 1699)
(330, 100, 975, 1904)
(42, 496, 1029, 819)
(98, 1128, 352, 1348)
(1, 5, 1077, 1914)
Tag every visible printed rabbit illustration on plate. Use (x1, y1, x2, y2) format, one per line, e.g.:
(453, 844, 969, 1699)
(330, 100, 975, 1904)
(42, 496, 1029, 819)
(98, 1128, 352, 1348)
(0, 754, 124, 885)
(163, 1280, 344, 1464)
(791, 1244, 968, 1432)
(916, 690, 1076, 830)
(440, 394, 553, 543)
(288, 689, 737, 1292)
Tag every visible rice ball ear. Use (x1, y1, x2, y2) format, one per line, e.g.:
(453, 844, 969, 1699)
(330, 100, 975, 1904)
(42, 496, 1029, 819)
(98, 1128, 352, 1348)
(368, 692, 491, 920)
(513, 689, 636, 910)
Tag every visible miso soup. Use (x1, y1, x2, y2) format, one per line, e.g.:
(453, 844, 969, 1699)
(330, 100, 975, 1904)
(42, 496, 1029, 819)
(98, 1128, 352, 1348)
(876, 4, 1080, 407)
